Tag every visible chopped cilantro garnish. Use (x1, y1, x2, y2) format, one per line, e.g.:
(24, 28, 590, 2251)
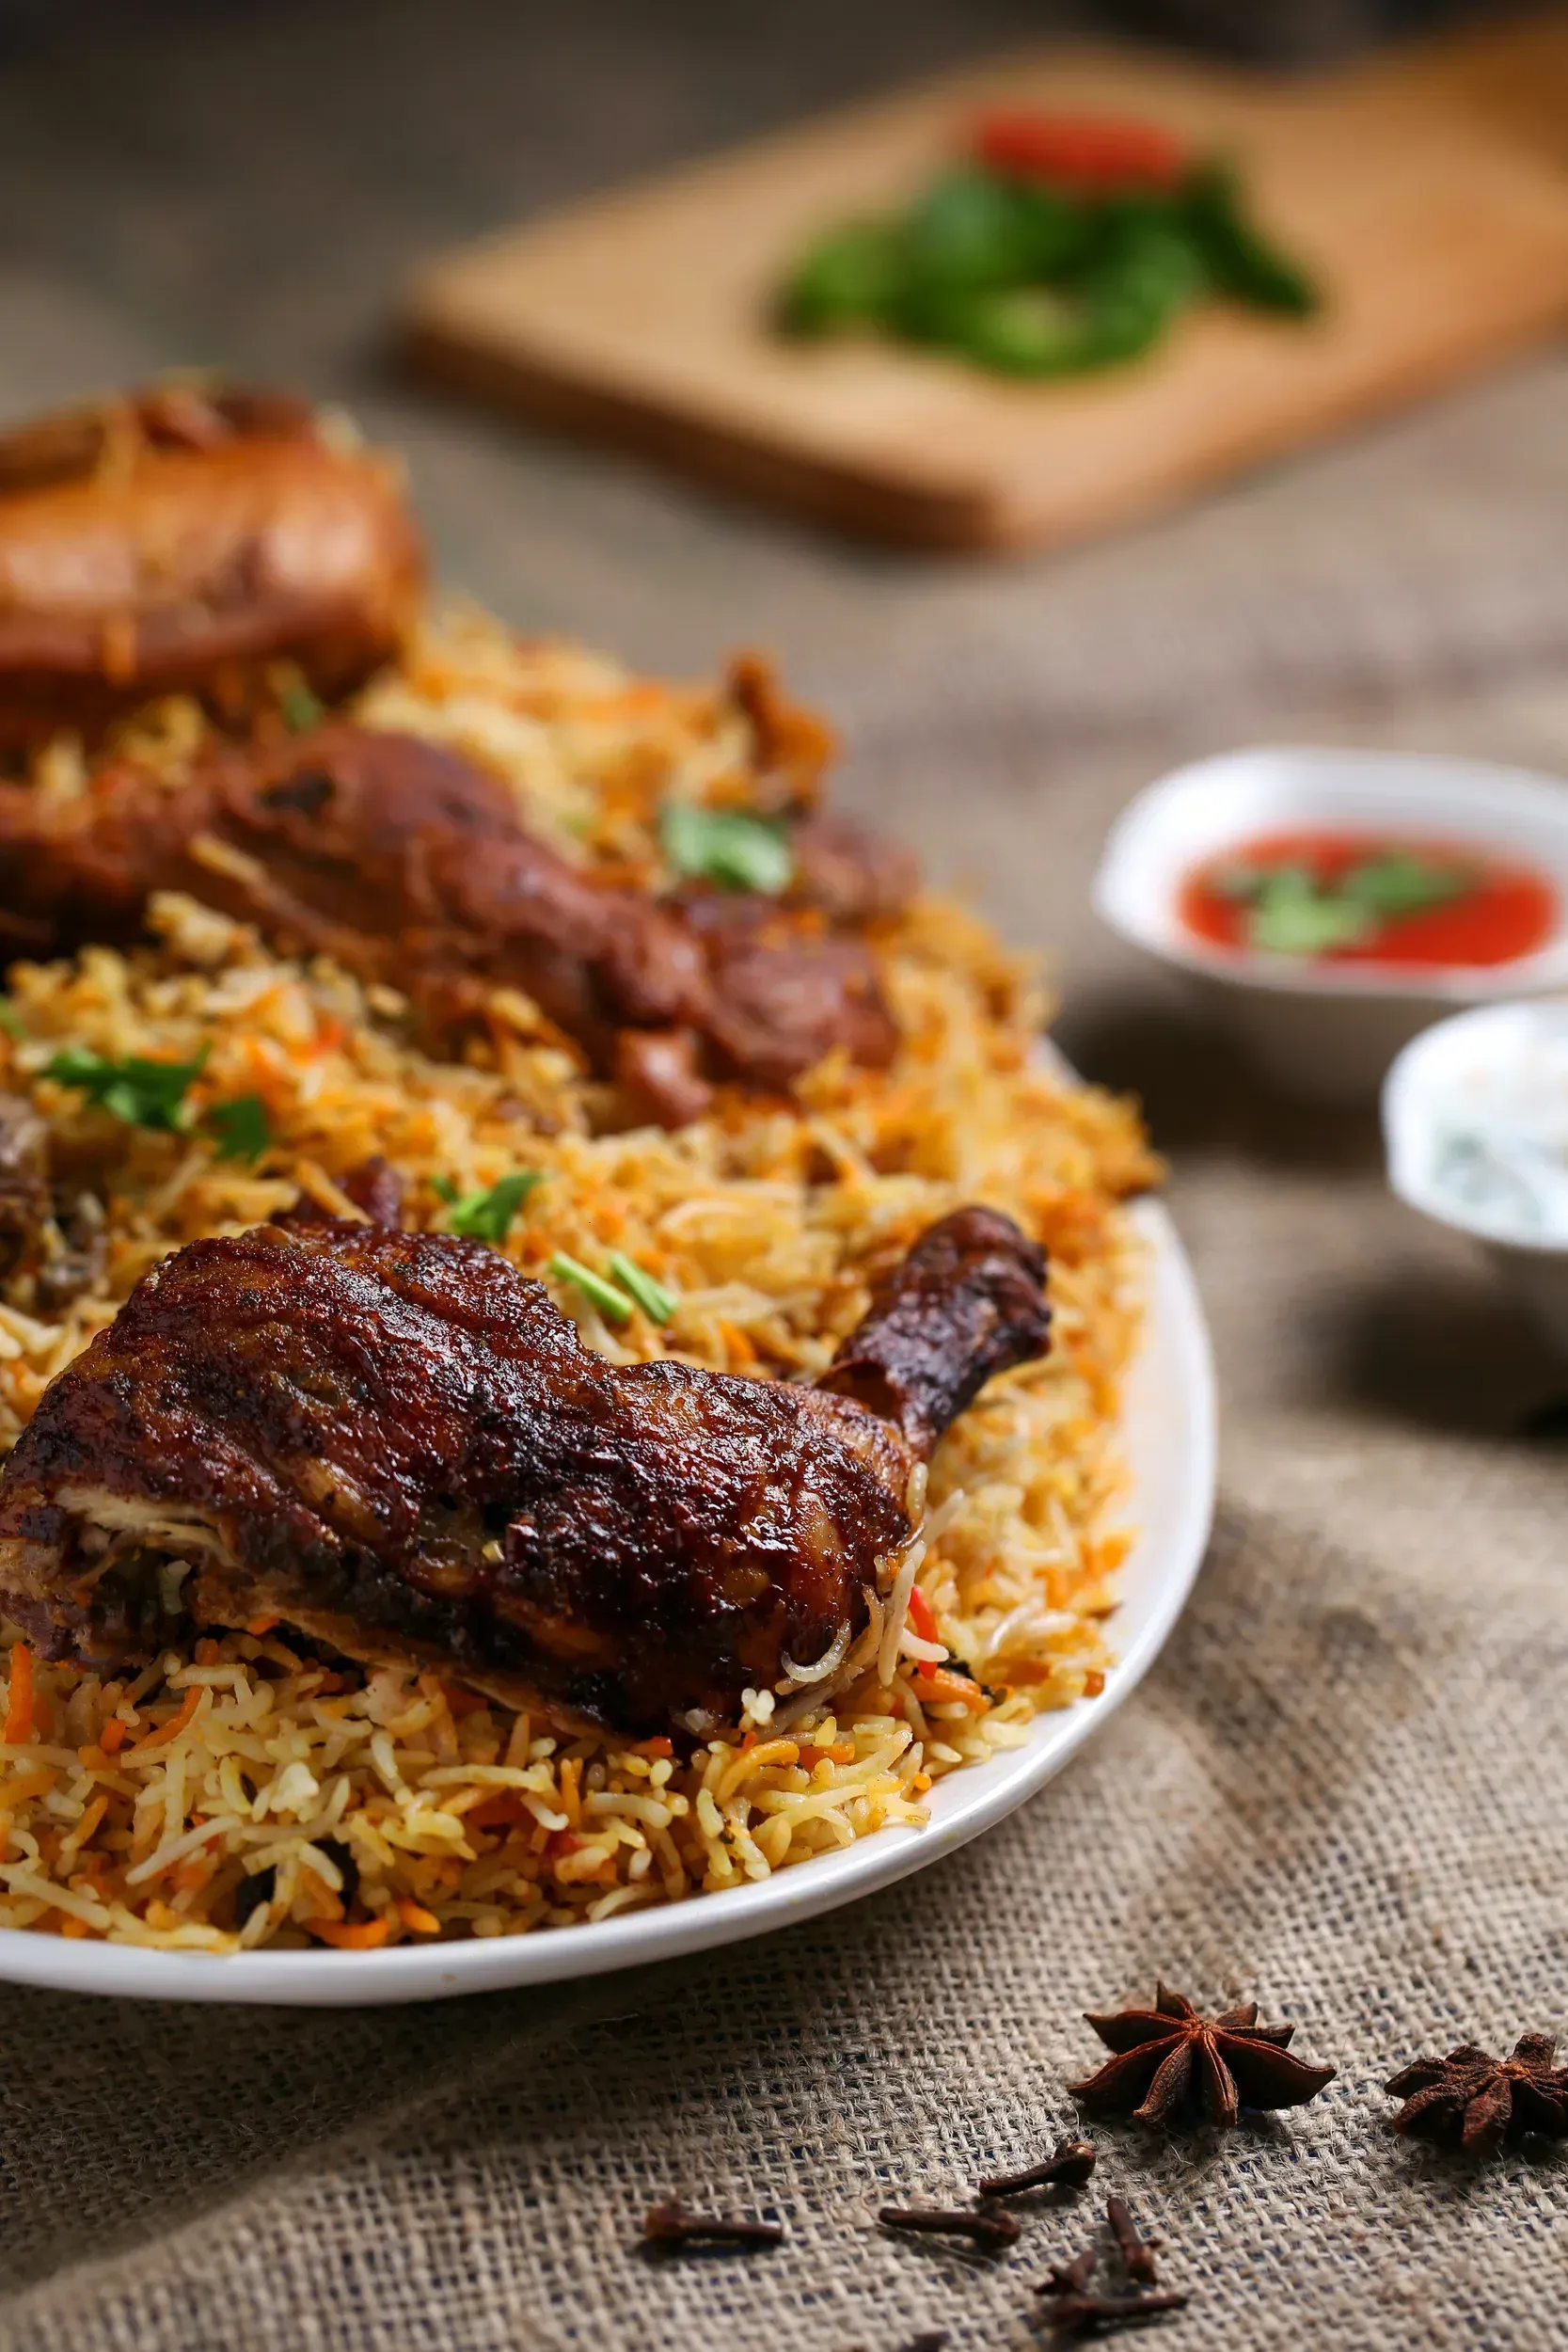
(0, 1001, 24, 1040)
(606, 1250, 678, 1325)
(278, 678, 325, 733)
(1215, 850, 1476, 959)
(205, 1093, 272, 1163)
(1337, 850, 1474, 919)
(660, 802, 793, 895)
(1248, 872, 1373, 958)
(1208, 858, 1284, 902)
(46, 1045, 210, 1132)
(442, 1169, 542, 1244)
(546, 1250, 634, 1327)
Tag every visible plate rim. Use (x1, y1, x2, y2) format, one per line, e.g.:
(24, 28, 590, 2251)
(0, 1196, 1214, 2005)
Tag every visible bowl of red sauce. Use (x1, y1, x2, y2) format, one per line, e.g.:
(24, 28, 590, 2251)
(1093, 747, 1568, 1098)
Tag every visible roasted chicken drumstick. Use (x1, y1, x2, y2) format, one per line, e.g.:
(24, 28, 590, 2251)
(0, 380, 421, 751)
(0, 721, 901, 1120)
(0, 1206, 1048, 1738)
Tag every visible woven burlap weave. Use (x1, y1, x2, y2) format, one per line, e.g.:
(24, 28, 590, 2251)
(3, 4, 1568, 2344)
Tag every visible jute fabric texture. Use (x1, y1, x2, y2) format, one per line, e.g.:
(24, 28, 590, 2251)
(1, 5, 1567, 2344)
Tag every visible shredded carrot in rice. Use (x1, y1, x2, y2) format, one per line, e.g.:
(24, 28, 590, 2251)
(0, 610, 1158, 1954)
(314, 1919, 392, 1951)
(120, 1685, 203, 1756)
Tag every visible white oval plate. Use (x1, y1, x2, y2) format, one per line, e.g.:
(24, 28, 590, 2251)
(0, 1197, 1214, 2005)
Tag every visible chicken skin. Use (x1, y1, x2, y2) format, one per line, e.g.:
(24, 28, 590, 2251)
(0, 1207, 1049, 1737)
(0, 380, 421, 750)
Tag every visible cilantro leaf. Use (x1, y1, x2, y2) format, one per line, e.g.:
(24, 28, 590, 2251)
(46, 1045, 210, 1132)
(1231, 849, 1478, 958)
(660, 803, 793, 895)
(205, 1094, 272, 1163)
(1338, 850, 1473, 919)
(1206, 859, 1273, 903)
(1246, 873, 1372, 957)
(443, 1169, 542, 1244)
(279, 678, 325, 733)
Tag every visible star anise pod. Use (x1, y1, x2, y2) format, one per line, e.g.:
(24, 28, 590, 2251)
(1385, 2032, 1568, 2152)
(1070, 1982, 1336, 2129)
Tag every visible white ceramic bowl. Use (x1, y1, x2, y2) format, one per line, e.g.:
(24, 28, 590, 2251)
(1093, 747, 1568, 1101)
(1385, 997, 1568, 1358)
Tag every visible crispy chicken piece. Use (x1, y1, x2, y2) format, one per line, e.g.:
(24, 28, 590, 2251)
(818, 1206, 1054, 1454)
(726, 651, 836, 808)
(786, 810, 921, 929)
(720, 655, 921, 922)
(0, 722, 899, 1120)
(0, 380, 421, 750)
(0, 1207, 1048, 1736)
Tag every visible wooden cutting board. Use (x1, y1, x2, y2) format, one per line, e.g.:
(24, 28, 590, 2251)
(404, 26, 1568, 551)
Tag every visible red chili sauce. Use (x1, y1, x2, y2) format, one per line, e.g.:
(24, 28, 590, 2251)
(1179, 830, 1557, 967)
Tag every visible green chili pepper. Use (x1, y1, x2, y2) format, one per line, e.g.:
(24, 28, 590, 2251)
(927, 287, 1093, 377)
(778, 221, 906, 334)
(775, 143, 1317, 381)
(901, 167, 1068, 293)
(1181, 160, 1321, 318)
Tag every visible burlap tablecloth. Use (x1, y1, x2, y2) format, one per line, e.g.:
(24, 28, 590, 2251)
(3, 4, 1568, 2343)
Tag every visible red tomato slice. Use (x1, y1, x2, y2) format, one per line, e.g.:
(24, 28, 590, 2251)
(973, 109, 1185, 191)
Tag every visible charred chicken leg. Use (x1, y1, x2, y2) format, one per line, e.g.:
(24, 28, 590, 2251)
(0, 1207, 1048, 1737)
(0, 722, 901, 1117)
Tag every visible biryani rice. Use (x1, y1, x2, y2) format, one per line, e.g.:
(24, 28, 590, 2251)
(0, 615, 1157, 1952)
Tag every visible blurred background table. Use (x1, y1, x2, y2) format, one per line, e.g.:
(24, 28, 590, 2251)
(2, 6, 1568, 2349)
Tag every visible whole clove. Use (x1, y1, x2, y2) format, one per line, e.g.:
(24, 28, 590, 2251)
(1105, 2196, 1160, 2287)
(641, 2198, 784, 2251)
(1045, 2248, 1099, 2296)
(1035, 2201, 1189, 2333)
(878, 2204, 1022, 2250)
(978, 2137, 1098, 2199)
(1037, 2286, 1190, 2331)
